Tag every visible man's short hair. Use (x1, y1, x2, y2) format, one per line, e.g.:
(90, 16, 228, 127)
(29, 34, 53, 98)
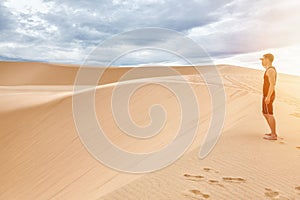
(263, 53, 274, 62)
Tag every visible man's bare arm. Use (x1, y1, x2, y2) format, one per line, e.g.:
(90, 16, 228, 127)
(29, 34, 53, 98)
(266, 69, 276, 99)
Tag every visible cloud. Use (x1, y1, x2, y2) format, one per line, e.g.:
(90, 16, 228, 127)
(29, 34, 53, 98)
(0, 0, 299, 68)
(187, 0, 300, 58)
(0, 3, 18, 39)
(0, 0, 233, 63)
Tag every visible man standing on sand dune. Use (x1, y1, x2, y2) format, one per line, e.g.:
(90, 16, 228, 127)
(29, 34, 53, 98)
(260, 53, 278, 140)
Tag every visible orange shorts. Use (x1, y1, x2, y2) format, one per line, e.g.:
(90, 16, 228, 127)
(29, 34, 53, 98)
(262, 96, 275, 115)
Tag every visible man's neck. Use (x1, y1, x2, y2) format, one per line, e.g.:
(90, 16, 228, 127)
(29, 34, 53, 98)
(266, 64, 272, 69)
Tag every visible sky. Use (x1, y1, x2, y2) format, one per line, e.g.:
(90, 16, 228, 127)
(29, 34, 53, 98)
(0, 0, 300, 75)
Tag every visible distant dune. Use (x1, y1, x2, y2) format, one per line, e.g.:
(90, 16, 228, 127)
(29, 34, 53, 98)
(0, 62, 299, 200)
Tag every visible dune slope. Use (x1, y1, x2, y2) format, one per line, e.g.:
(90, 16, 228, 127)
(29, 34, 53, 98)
(0, 62, 299, 200)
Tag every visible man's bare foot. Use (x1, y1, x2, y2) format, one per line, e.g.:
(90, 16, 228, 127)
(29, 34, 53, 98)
(263, 134, 277, 140)
(265, 133, 272, 136)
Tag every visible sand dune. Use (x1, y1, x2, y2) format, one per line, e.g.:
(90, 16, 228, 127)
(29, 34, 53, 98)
(0, 62, 299, 199)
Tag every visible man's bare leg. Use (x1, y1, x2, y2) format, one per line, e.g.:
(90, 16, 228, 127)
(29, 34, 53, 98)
(263, 113, 271, 129)
(263, 113, 272, 135)
(263, 114, 277, 140)
(267, 114, 277, 136)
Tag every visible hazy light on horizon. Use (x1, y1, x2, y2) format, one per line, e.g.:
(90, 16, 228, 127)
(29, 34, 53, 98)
(214, 44, 300, 76)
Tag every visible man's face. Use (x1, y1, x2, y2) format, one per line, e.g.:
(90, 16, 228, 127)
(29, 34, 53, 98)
(260, 57, 268, 68)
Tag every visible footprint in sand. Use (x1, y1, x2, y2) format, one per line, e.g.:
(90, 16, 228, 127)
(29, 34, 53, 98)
(291, 113, 300, 118)
(264, 188, 279, 198)
(208, 180, 218, 184)
(276, 137, 286, 144)
(264, 188, 290, 200)
(184, 174, 205, 182)
(222, 177, 246, 183)
(279, 141, 286, 144)
(278, 137, 286, 144)
(296, 146, 300, 149)
(183, 189, 210, 199)
(203, 167, 219, 173)
(208, 179, 224, 188)
(296, 186, 300, 195)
